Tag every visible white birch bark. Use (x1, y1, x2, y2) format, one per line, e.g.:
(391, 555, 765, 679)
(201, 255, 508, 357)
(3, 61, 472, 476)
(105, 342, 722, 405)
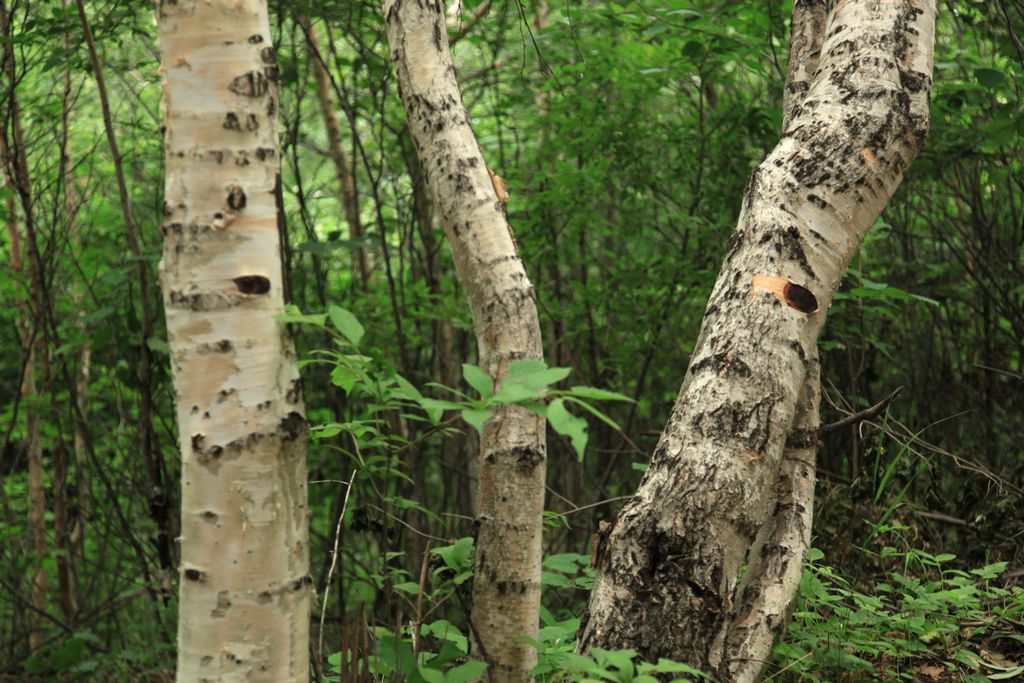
(383, 3, 546, 680)
(155, 2, 311, 680)
(716, 4, 832, 680)
(579, 2, 936, 679)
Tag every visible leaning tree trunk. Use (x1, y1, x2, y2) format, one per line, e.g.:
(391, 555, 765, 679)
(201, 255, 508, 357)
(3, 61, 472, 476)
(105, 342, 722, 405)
(155, 2, 311, 681)
(579, 1, 936, 680)
(384, 2, 546, 681)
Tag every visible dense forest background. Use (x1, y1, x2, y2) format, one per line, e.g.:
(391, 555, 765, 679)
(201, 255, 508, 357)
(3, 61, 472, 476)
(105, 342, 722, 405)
(1, 0, 1022, 680)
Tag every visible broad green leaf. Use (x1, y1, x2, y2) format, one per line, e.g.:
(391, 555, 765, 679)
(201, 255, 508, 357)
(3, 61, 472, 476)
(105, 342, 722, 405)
(507, 360, 549, 378)
(491, 382, 543, 404)
(392, 374, 423, 401)
(547, 399, 588, 461)
(461, 407, 492, 434)
(330, 365, 358, 393)
(431, 537, 474, 571)
(328, 305, 365, 346)
(446, 661, 487, 683)
(462, 363, 493, 398)
(975, 67, 1005, 89)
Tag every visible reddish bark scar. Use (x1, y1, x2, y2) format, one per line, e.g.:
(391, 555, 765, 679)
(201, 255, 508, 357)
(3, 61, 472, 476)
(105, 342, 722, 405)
(751, 274, 819, 314)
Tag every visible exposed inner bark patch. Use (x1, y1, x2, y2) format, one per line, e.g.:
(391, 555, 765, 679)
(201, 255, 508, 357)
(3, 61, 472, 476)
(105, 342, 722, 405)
(751, 275, 820, 314)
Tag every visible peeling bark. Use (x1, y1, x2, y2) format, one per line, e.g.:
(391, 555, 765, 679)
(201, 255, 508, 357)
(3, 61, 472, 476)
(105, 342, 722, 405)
(579, 1, 935, 678)
(383, 2, 546, 680)
(155, 2, 310, 680)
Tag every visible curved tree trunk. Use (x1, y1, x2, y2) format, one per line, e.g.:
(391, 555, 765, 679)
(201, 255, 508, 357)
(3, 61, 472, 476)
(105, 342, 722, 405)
(155, 2, 311, 680)
(384, 3, 546, 680)
(579, 1, 936, 680)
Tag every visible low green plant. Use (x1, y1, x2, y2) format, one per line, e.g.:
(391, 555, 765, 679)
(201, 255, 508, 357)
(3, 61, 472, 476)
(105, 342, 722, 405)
(770, 547, 1024, 682)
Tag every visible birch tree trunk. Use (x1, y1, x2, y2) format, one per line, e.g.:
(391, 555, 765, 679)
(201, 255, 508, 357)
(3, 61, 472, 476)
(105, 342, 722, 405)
(579, 1, 936, 679)
(384, 3, 546, 680)
(155, 2, 311, 680)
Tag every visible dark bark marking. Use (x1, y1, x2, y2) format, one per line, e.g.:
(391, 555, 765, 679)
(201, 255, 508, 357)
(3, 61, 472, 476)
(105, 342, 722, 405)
(223, 112, 259, 132)
(228, 70, 269, 97)
(226, 185, 246, 211)
(483, 445, 545, 470)
(286, 378, 304, 405)
(233, 275, 270, 295)
(783, 282, 819, 314)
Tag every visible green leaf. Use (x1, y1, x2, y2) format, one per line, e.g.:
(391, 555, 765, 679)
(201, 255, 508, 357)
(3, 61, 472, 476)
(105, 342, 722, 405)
(432, 537, 475, 571)
(330, 365, 358, 393)
(975, 67, 1005, 89)
(491, 382, 544, 404)
(446, 661, 488, 683)
(564, 396, 622, 431)
(541, 571, 574, 588)
(567, 386, 634, 402)
(461, 408, 492, 434)
(146, 336, 170, 354)
(392, 374, 423, 401)
(418, 666, 445, 683)
(462, 364, 493, 398)
(276, 304, 327, 326)
(506, 360, 549, 378)
(547, 399, 588, 461)
(393, 581, 421, 594)
(328, 305, 365, 346)
(989, 666, 1024, 680)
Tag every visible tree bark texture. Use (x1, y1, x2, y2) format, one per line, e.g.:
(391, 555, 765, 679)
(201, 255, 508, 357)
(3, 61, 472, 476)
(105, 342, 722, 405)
(155, 2, 311, 680)
(714, 4, 832, 680)
(384, 2, 546, 680)
(579, 1, 936, 679)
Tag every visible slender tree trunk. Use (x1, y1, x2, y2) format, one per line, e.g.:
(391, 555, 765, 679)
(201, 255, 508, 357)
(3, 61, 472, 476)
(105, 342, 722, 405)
(56, 10, 81, 620)
(579, 2, 936, 679)
(1, 3, 50, 650)
(300, 18, 373, 286)
(74, 0, 174, 585)
(155, 1, 311, 680)
(384, 2, 546, 680)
